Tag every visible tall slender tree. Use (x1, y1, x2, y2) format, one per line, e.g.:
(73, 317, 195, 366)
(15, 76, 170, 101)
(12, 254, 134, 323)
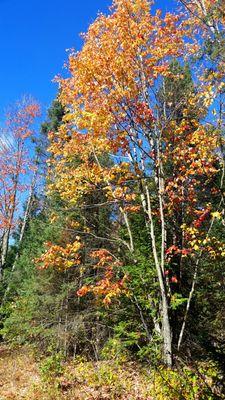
(38, 0, 225, 366)
(0, 98, 40, 279)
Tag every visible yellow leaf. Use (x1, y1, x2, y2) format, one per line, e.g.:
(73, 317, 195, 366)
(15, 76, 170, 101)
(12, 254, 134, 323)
(211, 211, 221, 219)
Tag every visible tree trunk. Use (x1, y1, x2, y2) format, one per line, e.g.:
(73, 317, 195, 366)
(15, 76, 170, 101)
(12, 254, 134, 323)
(145, 186, 172, 366)
(0, 229, 10, 279)
(162, 296, 172, 366)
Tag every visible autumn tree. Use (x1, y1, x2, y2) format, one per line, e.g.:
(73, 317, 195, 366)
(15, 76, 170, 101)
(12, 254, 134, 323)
(0, 98, 40, 279)
(37, 0, 225, 366)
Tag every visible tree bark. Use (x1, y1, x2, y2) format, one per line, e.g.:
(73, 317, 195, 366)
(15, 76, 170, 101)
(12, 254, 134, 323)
(0, 230, 10, 279)
(145, 186, 172, 366)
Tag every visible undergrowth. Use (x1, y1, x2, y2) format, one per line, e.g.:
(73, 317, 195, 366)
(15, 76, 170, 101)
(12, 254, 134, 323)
(0, 346, 224, 399)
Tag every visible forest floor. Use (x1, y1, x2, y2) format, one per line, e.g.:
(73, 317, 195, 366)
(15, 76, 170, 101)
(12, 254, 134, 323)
(0, 346, 155, 400)
(0, 346, 223, 399)
(0, 346, 40, 399)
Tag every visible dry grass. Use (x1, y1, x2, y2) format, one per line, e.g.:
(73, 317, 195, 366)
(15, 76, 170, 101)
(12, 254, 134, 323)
(0, 347, 222, 399)
(0, 346, 40, 399)
(0, 347, 153, 400)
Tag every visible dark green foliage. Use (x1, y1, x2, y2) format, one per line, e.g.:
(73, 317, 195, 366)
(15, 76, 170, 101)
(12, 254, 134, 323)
(0, 204, 109, 357)
(35, 100, 65, 162)
(41, 100, 65, 135)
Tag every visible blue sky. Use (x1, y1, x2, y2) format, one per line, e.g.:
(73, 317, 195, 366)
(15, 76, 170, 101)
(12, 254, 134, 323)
(0, 0, 176, 119)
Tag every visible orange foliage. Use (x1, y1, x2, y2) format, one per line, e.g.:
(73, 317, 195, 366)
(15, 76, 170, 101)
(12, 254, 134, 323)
(0, 99, 40, 234)
(44, 0, 224, 303)
(77, 249, 128, 305)
(36, 240, 83, 271)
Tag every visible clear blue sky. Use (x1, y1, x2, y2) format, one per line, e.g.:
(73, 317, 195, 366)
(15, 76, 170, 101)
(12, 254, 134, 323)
(0, 0, 175, 119)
